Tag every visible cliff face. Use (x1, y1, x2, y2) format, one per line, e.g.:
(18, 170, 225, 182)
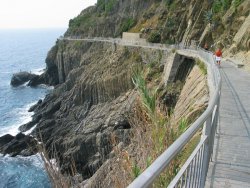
(13, 0, 249, 184)
(64, 0, 212, 44)
(64, 0, 249, 51)
(28, 41, 168, 178)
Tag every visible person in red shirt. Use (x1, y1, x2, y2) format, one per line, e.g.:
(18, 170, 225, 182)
(215, 48, 222, 66)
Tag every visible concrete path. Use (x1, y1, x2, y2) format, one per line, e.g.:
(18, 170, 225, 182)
(60, 37, 174, 51)
(205, 61, 250, 187)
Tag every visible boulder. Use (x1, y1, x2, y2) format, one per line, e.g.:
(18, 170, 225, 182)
(28, 99, 42, 112)
(10, 71, 37, 87)
(0, 134, 14, 146)
(18, 115, 40, 133)
(28, 74, 45, 87)
(0, 133, 37, 157)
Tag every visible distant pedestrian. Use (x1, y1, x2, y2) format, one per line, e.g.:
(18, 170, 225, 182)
(215, 48, 222, 66)
(204, 43, 209, 51)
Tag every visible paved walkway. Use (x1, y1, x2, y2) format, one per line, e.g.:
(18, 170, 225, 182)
(205, 61, 250, 187)
(60, 37, 174, 51)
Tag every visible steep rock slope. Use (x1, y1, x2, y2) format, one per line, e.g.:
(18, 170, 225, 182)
(81, 59, 209, 188)
(27, 41, 168, 178)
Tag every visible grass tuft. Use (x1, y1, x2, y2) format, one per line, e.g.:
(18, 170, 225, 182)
(196, 59, 207, 75)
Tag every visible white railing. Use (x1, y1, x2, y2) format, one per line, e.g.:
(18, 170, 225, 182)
(58, 37, 221, 187)
(128, 46, 221, 188)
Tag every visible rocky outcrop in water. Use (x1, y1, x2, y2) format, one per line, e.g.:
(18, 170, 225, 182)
(10, 71, 37, 87)
(0, 133, 37, 157)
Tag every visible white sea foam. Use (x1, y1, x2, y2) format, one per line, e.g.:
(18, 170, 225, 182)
(2, 153, 44, 168)
(37, 84, 54, 90)
(0, 102, 36, 137)
(24, 124, 37, 135)
(32, 68, 45, 75)
(17, 154, 44, 168)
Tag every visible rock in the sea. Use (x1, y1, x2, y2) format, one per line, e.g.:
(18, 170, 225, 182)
(18, 113, 42, 133)
(0, 134, 14, 146)
(10, 71, 37, 87)
(0, 133, 37, 157)
(28, 74, 45, 87)
(28, 99, 42, 112)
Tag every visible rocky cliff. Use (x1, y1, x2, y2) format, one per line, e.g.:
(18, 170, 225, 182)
(22, 41, 170, 180)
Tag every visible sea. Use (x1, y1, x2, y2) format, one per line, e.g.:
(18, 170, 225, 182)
(0, 28, 66, 188)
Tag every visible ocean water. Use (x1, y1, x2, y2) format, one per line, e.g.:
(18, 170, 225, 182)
(0, 28, 65, 188)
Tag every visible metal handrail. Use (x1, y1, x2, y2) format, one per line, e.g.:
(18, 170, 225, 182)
(128, 46, 221, 188)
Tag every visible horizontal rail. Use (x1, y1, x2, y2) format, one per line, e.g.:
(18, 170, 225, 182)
(128, 46, 221, 188)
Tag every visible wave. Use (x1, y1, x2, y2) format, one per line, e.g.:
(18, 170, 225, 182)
(0, 102, 36, 137)
(0, 154, 51, 187)
(32, 68, 45, 75)
(24, 124, 37, 135)
(1, 153, 44, 168)
(37, 84, 54, 90)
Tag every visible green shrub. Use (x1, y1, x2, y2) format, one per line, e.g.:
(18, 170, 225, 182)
(132, 163, 141, 178)
(147, 32, 161, 43)
(195, 59, 207, 75)
(120, 18, 136, 33)
(212, 0, 233, 14)
(164, 0, 173, 6)
(204, 10, 213, 24)
(222, 0, 232, 11)
(178, 118, 188, 135)
(97, 0, 105, 10)
(232, 0, 243, 8)
(212, 0, 223, 14)
(132, 72, 156, 115)
(106, 0, 117, 12)
(97, 0, 117, 13)
(69, 13, 92, 28)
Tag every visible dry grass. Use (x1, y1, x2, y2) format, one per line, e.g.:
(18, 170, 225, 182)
(38, 143, 72, 188)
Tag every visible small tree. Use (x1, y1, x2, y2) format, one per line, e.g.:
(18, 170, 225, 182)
(147, 32, 161, 43)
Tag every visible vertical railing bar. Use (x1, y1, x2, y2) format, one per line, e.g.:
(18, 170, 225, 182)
(190, 156, 197, 188)
(178, 179, 181, 188)
(183, 168, 188, 188)
(180, 173, 184, 188)
(196, 147, 202, 188)
(192, 150, 200, 188)
(210, 107, 217, 161)
(187, 160, 193, 188)
(198, 143, 205, 188)
(198, 145, 204, 187)
(201, 115, 212, 187)
(211, 102, 219, 162)
(175, 180, 178, 188)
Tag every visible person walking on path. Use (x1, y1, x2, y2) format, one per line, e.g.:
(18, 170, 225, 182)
(204, 43, 209, 51)
(215, 48, 222, 66)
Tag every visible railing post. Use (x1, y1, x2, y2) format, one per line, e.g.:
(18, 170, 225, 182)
(200, 114, 212, 187)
